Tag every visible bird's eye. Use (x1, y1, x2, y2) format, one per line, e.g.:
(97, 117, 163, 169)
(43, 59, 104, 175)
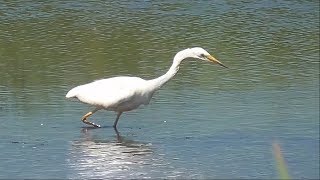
(200, 54, 206, 58)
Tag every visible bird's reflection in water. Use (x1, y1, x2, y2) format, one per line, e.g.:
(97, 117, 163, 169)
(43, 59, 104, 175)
(67, 127, 155, 179)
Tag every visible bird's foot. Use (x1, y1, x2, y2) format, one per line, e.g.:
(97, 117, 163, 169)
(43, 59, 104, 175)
(92, 123, 101, 128)
(82, 119, 101, 128)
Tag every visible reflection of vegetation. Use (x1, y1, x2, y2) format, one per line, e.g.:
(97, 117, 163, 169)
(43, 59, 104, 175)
(2, 1, 318, 88)
(0, 1, 318, 114)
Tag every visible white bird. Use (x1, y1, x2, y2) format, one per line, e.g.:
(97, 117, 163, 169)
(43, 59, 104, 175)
(66, 47, 227, 128)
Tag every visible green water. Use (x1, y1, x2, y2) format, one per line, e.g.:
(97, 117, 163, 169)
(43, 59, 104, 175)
(0, 0, 319, 179)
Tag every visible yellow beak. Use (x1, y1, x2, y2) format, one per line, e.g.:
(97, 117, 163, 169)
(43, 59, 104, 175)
(206, 55, 228, 68)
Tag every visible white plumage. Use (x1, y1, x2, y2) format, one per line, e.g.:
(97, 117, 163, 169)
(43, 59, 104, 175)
(66, 77, 151, 111)
(66, 47, 227, 128)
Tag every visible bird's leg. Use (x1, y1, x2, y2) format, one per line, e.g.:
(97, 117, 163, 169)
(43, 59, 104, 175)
(81, 108, 101, 128)
(113, 112, 123, 128)
(113, 127, 122, 142)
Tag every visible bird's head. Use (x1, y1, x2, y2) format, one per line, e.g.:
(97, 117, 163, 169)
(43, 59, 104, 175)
(188, 47, 228, 68)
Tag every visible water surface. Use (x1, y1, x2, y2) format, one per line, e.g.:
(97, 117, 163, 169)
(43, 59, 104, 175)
(0, 0, 319, 179)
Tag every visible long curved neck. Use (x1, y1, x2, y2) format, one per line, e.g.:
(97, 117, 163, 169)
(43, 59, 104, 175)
(148, 49, 191, 90)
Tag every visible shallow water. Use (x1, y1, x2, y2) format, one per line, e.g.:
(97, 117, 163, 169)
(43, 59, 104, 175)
(0, 0, 319, 179)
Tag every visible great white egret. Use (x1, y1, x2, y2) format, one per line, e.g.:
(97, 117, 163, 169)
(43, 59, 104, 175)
(66, 47, 227, 128)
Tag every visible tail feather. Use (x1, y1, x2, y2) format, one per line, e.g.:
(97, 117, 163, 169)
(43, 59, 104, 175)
(66, 87, 78, 98)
